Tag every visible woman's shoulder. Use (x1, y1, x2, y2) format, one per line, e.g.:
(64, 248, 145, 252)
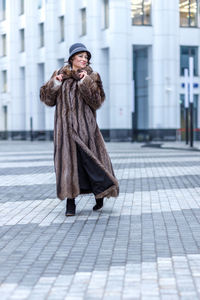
(57, 65, 70, 75)
(57, 65, 79, 80)
(84, 66, 101, 81)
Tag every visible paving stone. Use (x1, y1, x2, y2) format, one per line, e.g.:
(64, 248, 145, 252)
(0, 141, 200, 299)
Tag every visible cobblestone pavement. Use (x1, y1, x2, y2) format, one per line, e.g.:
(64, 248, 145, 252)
(0, 141, 200, 300)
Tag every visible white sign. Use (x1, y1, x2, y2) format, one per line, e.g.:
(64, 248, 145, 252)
(189, 57, 194, 104)
(184, 68, 189, 108)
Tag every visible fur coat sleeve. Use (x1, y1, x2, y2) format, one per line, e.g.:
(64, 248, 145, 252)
(78, 72, 105, 110)
(40, 70, 62, 107)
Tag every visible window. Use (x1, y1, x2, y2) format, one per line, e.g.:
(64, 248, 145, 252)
(3, 105, 8, 131)
(131, 0, 151, 26)
(38, 0, 44, 9)
(80, 8, 86, 36)
(180, 0, 198, 27)
(180, 46, 198, 76)
(59, 16, 65, 42)
(19, 0, 24, 15)
(2, 70, 7, 93)
(19, 29, 25, 52)
(2, 34, 6, 56)
(1, 0, 6, 20)
(39, 23, 44, 47)
(57, 58, 65, 68)
(103, 0, 109, 29)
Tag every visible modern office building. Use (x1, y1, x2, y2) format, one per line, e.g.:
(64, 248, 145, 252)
(0, 0, 200, 141)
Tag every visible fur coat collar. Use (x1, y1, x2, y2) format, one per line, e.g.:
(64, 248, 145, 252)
(58, 65, 93, 81)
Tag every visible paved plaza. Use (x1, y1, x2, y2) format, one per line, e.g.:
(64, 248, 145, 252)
(0, 141, 200, 300)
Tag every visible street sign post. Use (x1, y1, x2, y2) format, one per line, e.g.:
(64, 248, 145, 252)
(189, 57, 194, 147)
(184, 68, 189, 145)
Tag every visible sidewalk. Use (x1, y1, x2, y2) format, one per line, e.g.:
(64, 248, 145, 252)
(162, 141, 200, 151)
(0, 141, 200, 299)
(143, 141, 200, 152)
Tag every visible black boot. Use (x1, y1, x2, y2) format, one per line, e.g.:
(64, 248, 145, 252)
(93, 198, 103, 211)
(65, 198, 76, 216)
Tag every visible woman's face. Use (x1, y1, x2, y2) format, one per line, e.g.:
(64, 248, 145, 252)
(72, 52, 88, 70)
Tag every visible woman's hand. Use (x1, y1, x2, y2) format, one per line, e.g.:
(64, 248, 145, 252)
(79, 70, 87, 80)
(55, 74, 64, 82)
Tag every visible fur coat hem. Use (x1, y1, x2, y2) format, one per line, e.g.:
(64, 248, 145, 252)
(72, 133, 119, 199)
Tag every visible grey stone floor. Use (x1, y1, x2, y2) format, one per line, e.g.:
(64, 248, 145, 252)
(0, 141, 200, 299)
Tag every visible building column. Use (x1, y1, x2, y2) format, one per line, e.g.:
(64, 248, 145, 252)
(24, 0, 38, 134)
(44, 0, 58, 133)
(87, 0, 110, 129)
(108, 0, 132, 139)
(8, 0, 25, 133)
(150, 0, 179, 129)
(66, 0, 78, 47)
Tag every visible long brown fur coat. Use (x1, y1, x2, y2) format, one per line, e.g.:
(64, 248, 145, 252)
(40, 65, 119, 200)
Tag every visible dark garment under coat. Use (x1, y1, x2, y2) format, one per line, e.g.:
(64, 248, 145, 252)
(76, 144, 114, 196)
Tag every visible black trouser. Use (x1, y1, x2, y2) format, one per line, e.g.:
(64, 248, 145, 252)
(76, 144, 113, 196)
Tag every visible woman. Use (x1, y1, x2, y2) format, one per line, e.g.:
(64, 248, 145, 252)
(40, 43, 119, 216)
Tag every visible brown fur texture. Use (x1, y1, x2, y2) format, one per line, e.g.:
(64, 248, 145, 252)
(40, 65, 119, 200)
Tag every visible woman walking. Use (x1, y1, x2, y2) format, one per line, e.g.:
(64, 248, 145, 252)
(40, 43, 119, 216)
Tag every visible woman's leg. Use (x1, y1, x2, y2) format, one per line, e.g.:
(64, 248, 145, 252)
(76, 144, 113, 196)
(65, 198, 76, 216)
(93, 198, 104, 211)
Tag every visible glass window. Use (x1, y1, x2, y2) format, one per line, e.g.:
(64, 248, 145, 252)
(59, 16, 65, 42)
(2, 70, 7, 92)
(1, 0, 6, 20)
(180, 0, 198, 27)
(2, 34, 6, 56)
(180, 46, 198, 76)
(131, 0, 151, 26)
(38, 0, 44, 9)
(80, 8, 86, 36)
(19, 29, 25, 52)
(57, 58, 65, 68)
(104, 0, 109, 29)
(39, 23, 44, 47)
(19, 0, 24, 15)
(3, 105, 8, 132)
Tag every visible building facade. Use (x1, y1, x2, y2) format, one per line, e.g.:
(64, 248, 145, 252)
(0, 0, 200, 141)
